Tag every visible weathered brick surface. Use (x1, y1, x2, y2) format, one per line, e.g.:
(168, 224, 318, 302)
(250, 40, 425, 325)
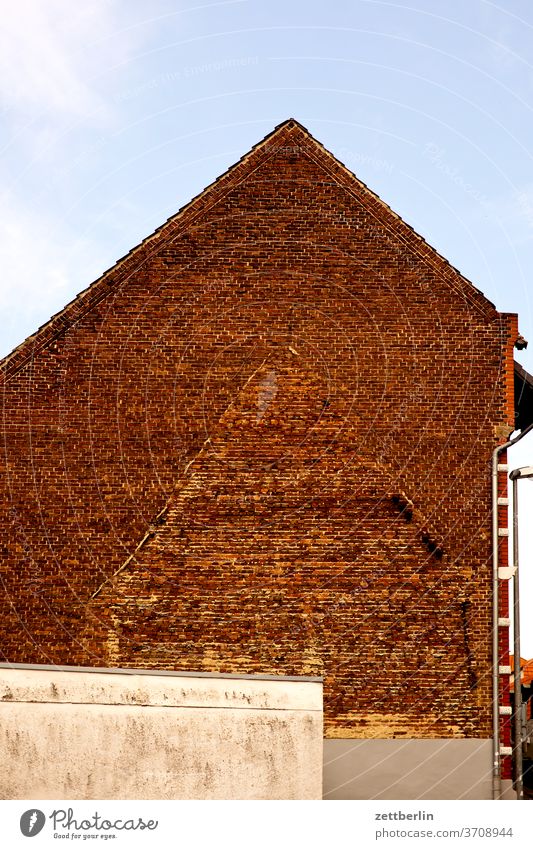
(0, 120, 517, 739)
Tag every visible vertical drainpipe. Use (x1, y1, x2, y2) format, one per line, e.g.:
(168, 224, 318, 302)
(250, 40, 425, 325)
(492, 422, 533, 799)
(492, 441, 509, 800)
(511, 474, 523, 801)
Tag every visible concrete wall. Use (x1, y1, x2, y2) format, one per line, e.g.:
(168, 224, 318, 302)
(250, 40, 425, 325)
(323, 739, 493, 800)
(0, 665, 322, 800)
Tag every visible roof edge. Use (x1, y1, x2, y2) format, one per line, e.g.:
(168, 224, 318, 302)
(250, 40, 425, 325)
(287, 125, 499, 319)
(0, 120, 303, 380)
(1, 118, 503, 380)
(0, 661, 322, 683)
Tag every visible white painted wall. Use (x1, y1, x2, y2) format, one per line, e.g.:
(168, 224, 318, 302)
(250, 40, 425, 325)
(0, 666, 322, 800)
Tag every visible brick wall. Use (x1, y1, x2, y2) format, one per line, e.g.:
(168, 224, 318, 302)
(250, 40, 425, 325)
(0, 120, 517, 739)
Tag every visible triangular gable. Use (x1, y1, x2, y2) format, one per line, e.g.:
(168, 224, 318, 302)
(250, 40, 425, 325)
(1, 118, 501, 381)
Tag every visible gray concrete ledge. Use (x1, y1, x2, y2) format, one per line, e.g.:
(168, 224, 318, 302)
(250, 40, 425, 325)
(0, 666, 322, 711)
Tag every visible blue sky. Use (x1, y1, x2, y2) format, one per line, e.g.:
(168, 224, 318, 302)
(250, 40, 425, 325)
(2, 0, 533, 650)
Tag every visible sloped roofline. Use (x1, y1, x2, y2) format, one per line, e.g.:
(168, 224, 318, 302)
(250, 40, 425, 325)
(514, 360, 533, 430)
(1, 118, 502, 381)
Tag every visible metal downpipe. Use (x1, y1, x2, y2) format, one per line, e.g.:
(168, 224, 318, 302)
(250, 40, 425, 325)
(491, 422, 533, 800)
(512, 476, 523, 800)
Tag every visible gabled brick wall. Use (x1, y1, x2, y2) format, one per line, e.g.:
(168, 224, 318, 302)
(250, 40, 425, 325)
(0, 120, 517, 739)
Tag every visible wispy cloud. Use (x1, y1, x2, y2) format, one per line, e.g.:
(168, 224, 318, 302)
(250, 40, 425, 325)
(0, 1, 148, 357)
(480, 182, 533, 248)
(0, 2, 121, 121)
(0, 189, 108, 358)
